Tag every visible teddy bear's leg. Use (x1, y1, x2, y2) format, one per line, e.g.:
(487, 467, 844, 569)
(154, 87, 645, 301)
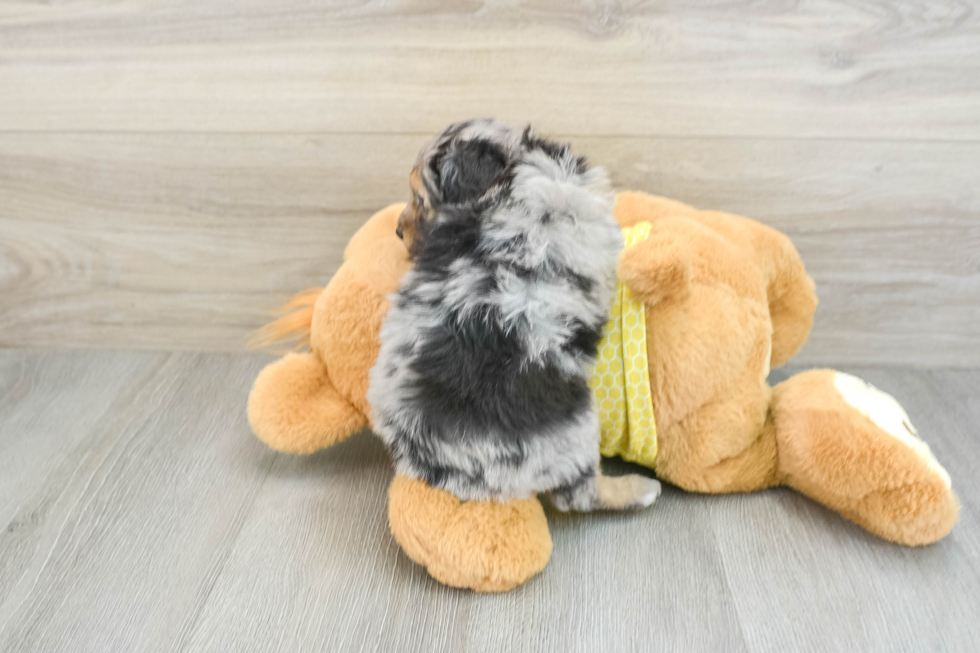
(653, 375, 782, 495)
(771, 370, 959, 545)
(248, 352, 367, 454)
(387, 475, 553, 592)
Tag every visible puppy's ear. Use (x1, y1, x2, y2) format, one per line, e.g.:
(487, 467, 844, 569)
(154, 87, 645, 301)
(437, 139, 508, 204)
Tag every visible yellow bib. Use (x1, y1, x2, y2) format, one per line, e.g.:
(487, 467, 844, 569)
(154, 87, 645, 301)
(588, 222, 658, 468)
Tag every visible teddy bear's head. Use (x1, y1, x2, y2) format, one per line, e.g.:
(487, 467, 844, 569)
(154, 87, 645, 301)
(309, 205, 409, 422)
(248, 205, 407, 453)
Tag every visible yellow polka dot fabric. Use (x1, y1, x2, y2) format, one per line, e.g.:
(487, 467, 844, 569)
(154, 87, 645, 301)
(588, 222, 658, 468)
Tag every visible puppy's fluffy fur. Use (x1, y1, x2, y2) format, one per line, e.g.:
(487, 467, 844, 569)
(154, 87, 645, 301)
(368, 119, 660, 510)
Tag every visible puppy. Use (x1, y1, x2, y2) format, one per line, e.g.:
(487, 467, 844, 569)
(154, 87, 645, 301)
(367, 119, 660, 511)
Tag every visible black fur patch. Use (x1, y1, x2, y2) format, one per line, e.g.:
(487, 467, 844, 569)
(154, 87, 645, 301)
(398, 201, 597, 443)
(408, 311, 592, 443)
(563, 319, 605, 359)
(409, 205, 486, 277)
(521, 127, 590, 174)
(432, 138, 508, 205)
(371, 119, 618, 501)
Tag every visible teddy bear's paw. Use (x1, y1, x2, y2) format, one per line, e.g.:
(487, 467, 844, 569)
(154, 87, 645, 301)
(773, 369, 959, 545)
(830, 372, 959, 545)
(832, 372, 951, 489)
(388, 475, 552, 592)
(247, 352, 366, 454)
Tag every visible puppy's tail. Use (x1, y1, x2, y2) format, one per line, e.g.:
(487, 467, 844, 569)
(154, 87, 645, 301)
(247, 288, 323, 353)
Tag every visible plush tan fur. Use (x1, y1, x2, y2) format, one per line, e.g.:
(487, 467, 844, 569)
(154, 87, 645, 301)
(388, 475, 552, 592)
(248, 193, 959, 592)
(772, 370, 959, 546)
(248, 352, 366, 454)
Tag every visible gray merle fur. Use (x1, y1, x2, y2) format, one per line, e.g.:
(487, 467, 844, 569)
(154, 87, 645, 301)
(367, 118, 626, 503)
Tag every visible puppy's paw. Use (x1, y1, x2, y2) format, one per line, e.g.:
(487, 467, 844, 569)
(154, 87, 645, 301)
(548, 493, 574, 513)
(598, 473, 661, 511)
(626, 475, 662, 509)
(548, 472, 662, 512)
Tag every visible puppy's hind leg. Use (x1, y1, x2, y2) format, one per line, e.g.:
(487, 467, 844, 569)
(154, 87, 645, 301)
(549, 466, 661, 512)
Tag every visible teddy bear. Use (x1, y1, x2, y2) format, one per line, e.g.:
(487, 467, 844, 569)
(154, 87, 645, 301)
(247, 191, 959, 592)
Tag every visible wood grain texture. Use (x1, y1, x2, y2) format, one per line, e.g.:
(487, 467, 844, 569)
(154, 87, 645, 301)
(0, 351, 279, 652)
(0, 351, 978, 652)
(0, 133, 389, 351)
(1, 133, 977, 365)
(1, 1, 979, 139)
(0, 1, 978, 361)
(714, 365, 980, 653)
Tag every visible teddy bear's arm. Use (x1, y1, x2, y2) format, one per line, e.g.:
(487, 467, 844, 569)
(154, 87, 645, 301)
(617, 231, 692, 306)
(248, 352, 367, 454)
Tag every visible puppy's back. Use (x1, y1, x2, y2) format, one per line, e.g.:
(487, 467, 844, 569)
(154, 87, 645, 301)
(369, 126, 622, 501)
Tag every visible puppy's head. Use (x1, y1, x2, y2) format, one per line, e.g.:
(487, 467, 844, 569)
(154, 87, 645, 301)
(397, 119, 523, 253)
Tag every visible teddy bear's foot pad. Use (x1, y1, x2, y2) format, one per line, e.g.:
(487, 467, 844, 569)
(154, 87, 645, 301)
(773, 369, 959, 546)
(387, 475, 552, 592)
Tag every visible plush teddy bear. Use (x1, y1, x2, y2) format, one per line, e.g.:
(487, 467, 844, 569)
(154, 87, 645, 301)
(248, 191, 959, 592)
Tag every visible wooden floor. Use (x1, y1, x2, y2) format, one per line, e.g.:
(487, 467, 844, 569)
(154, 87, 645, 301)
(0, 349, 977, 652)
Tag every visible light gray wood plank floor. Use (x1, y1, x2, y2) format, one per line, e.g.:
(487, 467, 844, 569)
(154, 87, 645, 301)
(0, 350, 978, 652)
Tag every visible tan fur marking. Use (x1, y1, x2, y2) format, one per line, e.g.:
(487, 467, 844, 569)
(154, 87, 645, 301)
(596, 471, 661, 509)
(397, 167, 428, 251)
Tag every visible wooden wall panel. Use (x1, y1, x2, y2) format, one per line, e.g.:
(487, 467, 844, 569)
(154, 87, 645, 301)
(0, 1, 978, 139)
(0, 1, 977, 363)
(1, 133, 976, 365)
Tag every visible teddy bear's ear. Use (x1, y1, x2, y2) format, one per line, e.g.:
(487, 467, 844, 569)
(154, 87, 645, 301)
(617, 233, 692, 306)
(248, 352, 367, 454)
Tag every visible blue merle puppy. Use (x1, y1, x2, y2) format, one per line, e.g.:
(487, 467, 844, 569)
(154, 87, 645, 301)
(367, 119, 661, 511)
